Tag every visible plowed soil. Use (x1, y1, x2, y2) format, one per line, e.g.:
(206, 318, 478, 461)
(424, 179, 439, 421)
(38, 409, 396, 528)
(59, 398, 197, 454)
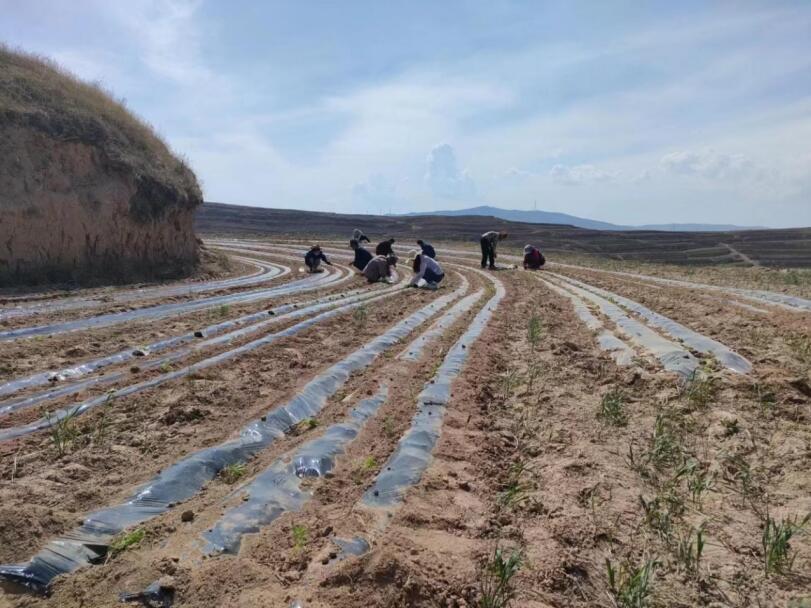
(1, 238, 809, 608)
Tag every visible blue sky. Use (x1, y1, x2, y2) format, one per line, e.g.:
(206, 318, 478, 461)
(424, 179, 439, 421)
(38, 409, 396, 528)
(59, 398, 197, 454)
(2, 1, 810, 227)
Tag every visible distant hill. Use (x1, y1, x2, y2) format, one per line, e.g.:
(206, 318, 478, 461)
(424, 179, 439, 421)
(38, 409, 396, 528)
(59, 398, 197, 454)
(197, 202, 811, 268)
(402, 205, 762, 232)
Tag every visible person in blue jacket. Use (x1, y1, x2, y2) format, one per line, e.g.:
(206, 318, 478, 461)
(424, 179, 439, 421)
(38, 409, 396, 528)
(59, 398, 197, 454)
(349, 239, 372, 272)
(416, 239, 436, 259)
(304, 245, 332, 273)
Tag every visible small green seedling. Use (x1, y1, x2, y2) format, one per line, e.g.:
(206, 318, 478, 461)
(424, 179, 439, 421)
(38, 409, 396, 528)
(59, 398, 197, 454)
(762, 512, 810, 576)
(605, 557, 658, 608)
(220, 461, 247, 484)
(527, 316, 543, 351)
(675, 525, 705, 577)
(47, 408, 80, 456)
(683, 367, 717, 409)
(291, 524, 309, 550)
(598, 389, 628, 427)
(109, 528, 145, 558)
(361, 455, 377, 471)
(479, 547, 522, 608)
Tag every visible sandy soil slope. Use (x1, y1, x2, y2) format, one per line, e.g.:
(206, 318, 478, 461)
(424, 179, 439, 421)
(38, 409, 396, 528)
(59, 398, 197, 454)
(0, 239, 809, 608)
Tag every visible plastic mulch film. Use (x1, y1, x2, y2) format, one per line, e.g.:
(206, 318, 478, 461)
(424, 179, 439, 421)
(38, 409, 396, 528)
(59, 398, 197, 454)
(0, 285, 463, 594)
(0, 266, 351, 342)
(538, 276, 634, 366)
(552, 273, 752, 374)
(0, 257, 286, 322)
(362, 277, 506, 509)
(543, 274, 698, 378)
(0, 282, 401, 416)
(203, 389, 388, 555)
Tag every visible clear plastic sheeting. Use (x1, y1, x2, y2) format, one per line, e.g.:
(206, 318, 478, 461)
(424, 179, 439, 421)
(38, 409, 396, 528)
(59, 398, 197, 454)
(362, 277, 505, 509)
(0, 282, 410, 441)
(0, 257, 287, 322)
(203, 389, 388, 555)
(0, 286, 460, 594)
(0, 266, 352, 343)
(0, 283, 399, 417)
(543, 275, 698, 378)
(550, 262, 811, 313)
(551, 273, 752, 374)
(538, 277, 634, 366)
(398, 280, 480, 361)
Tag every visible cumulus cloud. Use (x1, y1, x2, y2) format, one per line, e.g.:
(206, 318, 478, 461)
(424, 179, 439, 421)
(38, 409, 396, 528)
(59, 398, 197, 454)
(550, 164, 617, 185)
(425, 143, 477, 200)
(660, 149, 754, 180)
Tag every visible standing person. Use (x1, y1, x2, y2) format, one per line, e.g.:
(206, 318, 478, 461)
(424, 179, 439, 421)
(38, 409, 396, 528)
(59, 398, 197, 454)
(416, 239, 436, 259)
(352, 228, 371, 244)
(375, 238, 396, 256)
(362, 254, 398, 283)
(410, 251, 444, 289)
(349, 239, 373, 272)
(480, 230, 507, 269)
(523, 244, 546, 270)
(304, 245, 332, 273)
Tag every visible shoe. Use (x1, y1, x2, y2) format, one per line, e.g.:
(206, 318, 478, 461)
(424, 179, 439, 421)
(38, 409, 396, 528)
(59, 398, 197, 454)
(488, 265, 496, 270)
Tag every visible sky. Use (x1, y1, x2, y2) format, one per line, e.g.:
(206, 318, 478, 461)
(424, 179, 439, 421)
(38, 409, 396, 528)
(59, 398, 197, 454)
(2, 0, 810, 227)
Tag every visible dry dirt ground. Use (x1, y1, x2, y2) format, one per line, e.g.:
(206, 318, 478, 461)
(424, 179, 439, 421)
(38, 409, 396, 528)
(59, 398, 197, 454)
(0, 238, 809, 608)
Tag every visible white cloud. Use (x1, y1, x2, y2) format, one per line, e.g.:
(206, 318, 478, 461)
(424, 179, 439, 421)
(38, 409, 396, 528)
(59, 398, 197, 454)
(425, 143, 477, 200)
(660, 149, 754, 180)
(352, 174, 403, 211)
(550, 164, 618, 185)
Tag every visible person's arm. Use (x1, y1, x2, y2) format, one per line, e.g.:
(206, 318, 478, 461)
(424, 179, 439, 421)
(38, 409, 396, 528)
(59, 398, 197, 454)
(321, 252, 332, 265)
(361, 235, 370, 243)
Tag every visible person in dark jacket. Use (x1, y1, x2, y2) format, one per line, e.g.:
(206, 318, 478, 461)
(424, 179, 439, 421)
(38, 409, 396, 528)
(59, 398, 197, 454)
(480, 230, 507, 269)
(416, 239, 436, 259)
(362, 254, 397, 283)
(350, 239, 373, 272)
(352, 228, 371, 244)
(523, 244, 545, 270)
(304, 245, 332, 273)
(375, 238, 396, 256)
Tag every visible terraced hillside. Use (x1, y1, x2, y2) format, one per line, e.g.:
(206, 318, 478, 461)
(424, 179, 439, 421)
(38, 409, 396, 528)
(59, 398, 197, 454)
(0, 238, 809, 607)
(197, 202, 811, 267)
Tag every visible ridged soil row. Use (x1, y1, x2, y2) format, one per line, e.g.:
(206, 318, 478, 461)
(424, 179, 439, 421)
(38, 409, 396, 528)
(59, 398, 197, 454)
(0, 270, 471, 579)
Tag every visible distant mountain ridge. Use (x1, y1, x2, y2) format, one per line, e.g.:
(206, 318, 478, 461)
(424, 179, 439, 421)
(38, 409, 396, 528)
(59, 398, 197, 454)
(402, 205, 762, 232)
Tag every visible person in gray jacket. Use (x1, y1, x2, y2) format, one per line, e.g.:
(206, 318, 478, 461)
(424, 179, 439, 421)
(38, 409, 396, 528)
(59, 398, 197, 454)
(480, 230, 507, 269)
(362, 254, 397, 283)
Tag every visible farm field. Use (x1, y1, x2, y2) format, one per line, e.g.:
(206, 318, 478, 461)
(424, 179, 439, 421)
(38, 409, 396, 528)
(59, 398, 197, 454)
(0, 237, 810, 608)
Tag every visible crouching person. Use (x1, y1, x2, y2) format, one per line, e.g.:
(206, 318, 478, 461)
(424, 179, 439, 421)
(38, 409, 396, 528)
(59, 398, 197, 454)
(523, 244, 546, 270)
(410, 251, 444, 289)
(350, 239, 372, 272)
(362, 254, 398, 283)
(305, 245, 332, 273)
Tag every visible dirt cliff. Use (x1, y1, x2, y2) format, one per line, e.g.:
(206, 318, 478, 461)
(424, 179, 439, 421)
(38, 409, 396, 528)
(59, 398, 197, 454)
(0, 46, 203, 286)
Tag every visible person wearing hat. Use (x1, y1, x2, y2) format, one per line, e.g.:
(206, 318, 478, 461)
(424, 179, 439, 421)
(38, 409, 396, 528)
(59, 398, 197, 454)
(304, 245, 332, 273)
(349, 239, 373, 272)
(362, 254, 398, 283)
(416, 239, 436, 259)
(352, 228, 371, 244)
(375, 238, 396, 256)
(480, 230, 508, 269)
(409, 250, 444, 289)
(523, 244, 546, 270)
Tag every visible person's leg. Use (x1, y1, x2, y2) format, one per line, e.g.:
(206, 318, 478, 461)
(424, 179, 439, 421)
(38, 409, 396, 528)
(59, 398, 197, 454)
(487, 246, 495, 269)
(480, 238, 488, 268)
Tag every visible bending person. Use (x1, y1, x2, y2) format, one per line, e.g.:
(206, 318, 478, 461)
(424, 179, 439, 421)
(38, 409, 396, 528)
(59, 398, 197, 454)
(523, 244, 546, 270)
(375, 238, 396, 256)
(352, 228, 371, 244)
(480, 230, 507, 269)
(362, 254, 398, 284)
(350, 239, 372, 272)
(304, 245, 332, 273)
(410, 251, 444, 289)
(416, 239, 436, 259)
